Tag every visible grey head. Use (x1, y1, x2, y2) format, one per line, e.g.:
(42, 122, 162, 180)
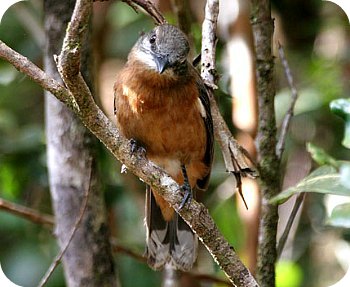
(133, 24, 190, 74)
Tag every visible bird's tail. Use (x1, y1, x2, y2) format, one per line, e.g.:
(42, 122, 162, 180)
(145, 186, 197, 271)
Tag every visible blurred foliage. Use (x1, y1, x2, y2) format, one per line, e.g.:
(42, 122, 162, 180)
(330, 98, 350, 148)
(276, 261, 303, 287)
(0, 0, 349, 287)
(327, 203, 350, 228)
(271, 165, 350, 204)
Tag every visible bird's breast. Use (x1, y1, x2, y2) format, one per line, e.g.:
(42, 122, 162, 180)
(115, 74, 206, 165)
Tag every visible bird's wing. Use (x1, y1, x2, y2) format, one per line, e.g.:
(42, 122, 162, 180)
(195, 73, 214, 191)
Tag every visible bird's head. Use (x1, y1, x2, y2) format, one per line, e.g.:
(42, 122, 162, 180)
(131, 24, 190, 75)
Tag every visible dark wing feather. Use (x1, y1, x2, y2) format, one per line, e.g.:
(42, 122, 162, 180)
(195, 73, 214, 191)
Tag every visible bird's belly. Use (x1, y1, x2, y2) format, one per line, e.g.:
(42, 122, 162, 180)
(128, 107, 206, 163)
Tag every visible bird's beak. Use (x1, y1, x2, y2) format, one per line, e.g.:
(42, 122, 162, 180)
(154, 55, 170, 74)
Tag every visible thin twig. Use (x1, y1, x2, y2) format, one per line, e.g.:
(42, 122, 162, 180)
(111, 240, 232, 286)
(38, 160, 92, 287)
(276, 193, 305, 259)
(276, 42, 299, 159)
(111, 240, 147, 263)
(0, 42, 71, 106)
(123, 0, 167, 25)
(0, 198, 54, 226)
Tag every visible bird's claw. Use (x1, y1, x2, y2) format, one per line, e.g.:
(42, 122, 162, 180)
(130, 139, 146, 157)
(179, 181, 192, 210)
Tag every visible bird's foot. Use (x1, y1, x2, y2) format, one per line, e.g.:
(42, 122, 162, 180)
(130, 139, 146, 157)
(179, 181, 192, 210)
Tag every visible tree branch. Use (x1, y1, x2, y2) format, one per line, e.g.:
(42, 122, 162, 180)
(0, 42, 71, 106)
(276, 42, 299, 159)
(122, 0, 167, 25)
(251, 1, 280, 286)
(0, 0, 257, 285)
(276, 193, 305, 259)
(0, 197, 54, 226)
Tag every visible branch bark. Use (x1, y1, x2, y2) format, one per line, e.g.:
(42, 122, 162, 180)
(0, 0, 257, 286)
(250, 1, 280, 286)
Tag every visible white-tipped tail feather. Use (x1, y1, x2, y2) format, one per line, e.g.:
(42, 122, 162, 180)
(145, 186, 197, 271)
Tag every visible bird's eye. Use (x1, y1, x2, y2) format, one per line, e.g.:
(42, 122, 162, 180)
(149, 35, 156, 44)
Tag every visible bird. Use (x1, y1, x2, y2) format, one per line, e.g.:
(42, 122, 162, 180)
(113, 24, 213, 271)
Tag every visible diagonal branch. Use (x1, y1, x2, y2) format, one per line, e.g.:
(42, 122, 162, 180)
(0, 197, 54, 226)
(122, 0, 167, 25)
(276, 193, 305, 259)
(0, 41, 71, 106)
(276, 42, 299, 159)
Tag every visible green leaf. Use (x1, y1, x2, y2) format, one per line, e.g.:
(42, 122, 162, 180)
(326, 203, 350, 228)
(330, 99, 350, 148)
(330, 98, 350, 120)
(306, 142, 339, 168)
(271, 165, 350, 204)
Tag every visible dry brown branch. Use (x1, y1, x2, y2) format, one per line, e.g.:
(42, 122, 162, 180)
(0, 42, 71, 105)
(274, 42, 303, 261)
(0, 197, 54, 226)
(38, 159, 92, 287)
(123, 0, 167, 25)
(276, 193, 305, 259)
(276, 42, 299, 159)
